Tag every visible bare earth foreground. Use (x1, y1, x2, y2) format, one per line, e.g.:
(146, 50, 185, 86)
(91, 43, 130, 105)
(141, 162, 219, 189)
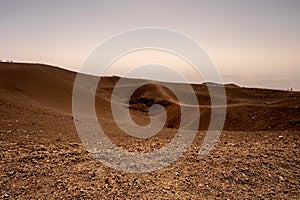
(0, 62, 299, 199)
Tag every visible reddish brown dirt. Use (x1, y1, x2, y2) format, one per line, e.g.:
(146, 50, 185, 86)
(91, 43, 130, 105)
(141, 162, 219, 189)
(0, 62, 299, 199)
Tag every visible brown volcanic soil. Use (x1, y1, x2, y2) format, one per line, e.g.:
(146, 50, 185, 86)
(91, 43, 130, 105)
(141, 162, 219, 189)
(0, 62, 299, 199)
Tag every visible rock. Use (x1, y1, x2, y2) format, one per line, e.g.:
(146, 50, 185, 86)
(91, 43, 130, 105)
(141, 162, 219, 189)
(279, 176, 284, 181)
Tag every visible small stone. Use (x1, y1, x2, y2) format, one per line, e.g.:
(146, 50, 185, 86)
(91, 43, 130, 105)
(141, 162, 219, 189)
(8, 171, 15, 175)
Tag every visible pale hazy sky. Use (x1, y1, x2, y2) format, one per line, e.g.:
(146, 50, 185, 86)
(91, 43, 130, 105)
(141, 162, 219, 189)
(0, 0, 299, 90)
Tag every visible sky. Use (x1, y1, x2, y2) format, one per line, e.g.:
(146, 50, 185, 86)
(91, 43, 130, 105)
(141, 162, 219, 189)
(0, 0, 299, 90)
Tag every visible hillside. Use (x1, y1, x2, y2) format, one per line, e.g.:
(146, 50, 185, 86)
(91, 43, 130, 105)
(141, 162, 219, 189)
(0, 62, 299, 134)
(0, 62, 299, 199)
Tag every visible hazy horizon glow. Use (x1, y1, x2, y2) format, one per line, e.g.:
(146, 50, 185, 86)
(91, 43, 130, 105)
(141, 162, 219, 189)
(0, 0, 299, 90)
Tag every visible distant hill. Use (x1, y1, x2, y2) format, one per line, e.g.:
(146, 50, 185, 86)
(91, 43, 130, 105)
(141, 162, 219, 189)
(0, 62, 299, 134)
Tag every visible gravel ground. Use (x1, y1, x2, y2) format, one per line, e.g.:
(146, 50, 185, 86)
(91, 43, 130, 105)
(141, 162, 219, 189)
(1, 131, 299, 199)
